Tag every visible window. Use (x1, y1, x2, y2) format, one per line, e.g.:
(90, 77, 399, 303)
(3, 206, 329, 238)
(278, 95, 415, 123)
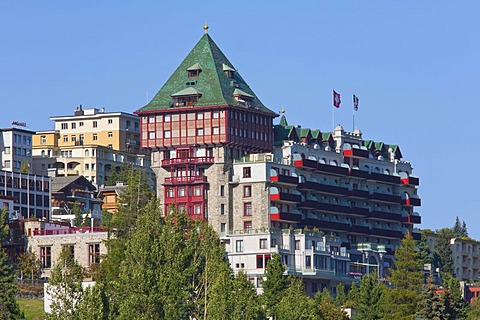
(236, 240, 244, 252)
(260, 238, 267, 249)
(79, 134, 84, 142)
(212, 127, 219, 135)
(108, 119, 113, 124)
(243, 185, 252, 197)
(91, 164, 95, 170)
(256, 255, 264, 268)
(212, 110, 219, 119)
(148, 131, 155, 139)
(71, 122, 76, 129)
(79, 121, 84, 127)
(164, 130, 171, 138)
(178, 187, 186, 197)
(62, 244, 75, 256)
(85, 164, 90, 170)
(41, 136, 46, 144)
(244, 221, 252, 230)
(295, 240, 300, 250)
(63, 135, 68, 142)
(256, 278, 263, 288)
(126, 120, 131, 128)
(61, 123, 68, 130)
(194, 204, 202, 215)
(93, 121, 98, 128)
(89, 244, 101, 265)
(166, 187, 174, 198)
(148, 115, 155, 123)
(3, 160, 10, 168)
(244, 202, 252, 216)
(220, 223, 226, 234)
(108, 144, 113, 149)
(108, 132, 113, 138)
(306, 255, 312, 269)
(188, 70, 199, 78)
(197, 112, 204, 120)
(40, 246, 52, 268)
(243, 167, 251, 178)
(197, 128, 204, 136)
(4, 147, 10, 154)
(194, 186, 202, 196)
(220, 204, 225, 215)
(93, 134, 98, 141)
(220, 185, 225, 196)
(164, 114, 171, 122)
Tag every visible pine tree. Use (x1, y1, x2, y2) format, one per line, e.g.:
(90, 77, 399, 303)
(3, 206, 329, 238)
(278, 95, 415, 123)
(0, 251, 22, 320)
(442, 274, 467, 320)
(453, 217, 463, 238)
(276, 277, 314, 320)
(262, 253, 287, 319)
(335, 282, 347, 307)
(434, 228, 455, 275)
(467, 297, 480, 320)
(314, 287, 349, 320)
(355, 272, 385, 320)
(381, 233, 423, 320)
(345, 281, 359, 307)
(231, 271, 263, 320)
(418, 276, 444, 320)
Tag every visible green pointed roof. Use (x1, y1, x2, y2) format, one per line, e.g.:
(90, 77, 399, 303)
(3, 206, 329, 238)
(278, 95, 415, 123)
(279, 114, 288, 126)
(137, 33, 275, 115)
(187, 63, 202, 71)
(171, 87, 202, 97)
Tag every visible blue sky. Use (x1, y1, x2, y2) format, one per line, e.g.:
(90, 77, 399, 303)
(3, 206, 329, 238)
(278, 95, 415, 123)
(1, 1, 479, 238)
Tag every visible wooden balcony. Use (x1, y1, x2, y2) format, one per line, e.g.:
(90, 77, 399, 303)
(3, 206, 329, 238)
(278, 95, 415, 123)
(164, 176, 208, 184)
(161, 156, 214, 167)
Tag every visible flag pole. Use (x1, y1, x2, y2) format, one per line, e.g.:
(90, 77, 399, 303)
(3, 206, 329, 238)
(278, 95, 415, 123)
(352, 93, 355, 131)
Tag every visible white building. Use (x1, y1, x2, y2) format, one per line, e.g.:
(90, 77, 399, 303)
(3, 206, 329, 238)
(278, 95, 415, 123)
(0, 127, 34, 173)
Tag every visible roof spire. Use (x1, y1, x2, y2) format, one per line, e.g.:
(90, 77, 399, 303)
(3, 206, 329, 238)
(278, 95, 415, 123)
(204, 21, 209, 34)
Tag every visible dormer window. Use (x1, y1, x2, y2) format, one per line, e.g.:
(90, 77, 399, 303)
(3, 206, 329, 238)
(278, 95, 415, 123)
(187, 63, 202, 78)
(233, 88, 255, 108)
(171, 87, 202, 108)
(223, 64, 236, 79)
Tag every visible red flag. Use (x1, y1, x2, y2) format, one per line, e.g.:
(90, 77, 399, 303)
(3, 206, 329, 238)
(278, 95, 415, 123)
(333, 90, 341, 108)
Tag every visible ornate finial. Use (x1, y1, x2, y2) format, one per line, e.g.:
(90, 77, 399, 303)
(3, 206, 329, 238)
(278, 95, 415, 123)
(204, 23, 209, 34)
(281, 108, 285, 114)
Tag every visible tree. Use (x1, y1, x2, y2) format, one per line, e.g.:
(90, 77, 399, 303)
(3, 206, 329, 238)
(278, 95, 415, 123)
(354, 272, 385, 320)
(335, 282, 347, 307)
(381, 233, 423, 320)
(434, 228, 455, 276)
(0, 251, 22, 320)
(467, 297, 480, 320)
(46, 247, 85, 320)
(453, 217, 468, 238)
(17, 250, 41, 282)
(314, 287, 349, 320)
(276, 277, 314, 320)
(442, 274, 467, 320)
(231, 271, 263, 320)
(19, 161, 30, 174)
(418, 229, 433, 265)
(418, 276, 444, 320)
(262, 253, 287, 319)
(346, 281, 359, 307)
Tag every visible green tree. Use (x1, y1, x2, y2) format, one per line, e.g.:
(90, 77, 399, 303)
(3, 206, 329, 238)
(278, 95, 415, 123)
(262, 253, 287, 319)
(467, 297, 480, 320)
(442, 274, 467, 320)
(17, 250, 41, 282)
(354, 272, 384, 320)
(335, 282, 347, 307)
(453, 217, 468, 238)
(0, 251, 22, 320)
(46, 247, 85, 320)
(276, 277, 314, 320)
(381, 233, 423, 320)
(346, 281, 359, 307)
(434, 228, 455, 275)
(76, 282, 111, 320)
(418, 230, 433, 265)
(418, 276, 444, 320)
(231, 271, 263, 320)
(19, 161, 30, 174)
(314, 287, 349, 320)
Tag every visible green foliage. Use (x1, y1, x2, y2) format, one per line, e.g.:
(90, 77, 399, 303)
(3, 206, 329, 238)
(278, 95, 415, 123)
(72, 204, 89, 227)
(467, 297, 480, 320)
(418, 277, 444, 320)
(354, 272, 385, 320)
(76, 282, 111, 320)
(441, 274, 467, 320)
(231, 271, 263, 320)
(346, 281, 358, 307)
(17, 250, 41, 281)
(381, 234, 423, 320)
(0, 208, 9, 243)
(434, 228, 455, 275)
(0, 250, 22, 320)
(453, 216, 468, 238)
(19, 161, 30, 174)
(335, 282, 347, 307)
(17, 298, 44, 320)
(418, 230, 433, 265)
(276, 277, 314, 320)
(46, 247, 85, 320)
(262, 253, 287, 318)
(314, 287, 349, 320)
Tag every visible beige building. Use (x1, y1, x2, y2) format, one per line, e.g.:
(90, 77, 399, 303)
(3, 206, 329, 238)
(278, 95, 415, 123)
(32, 106, 153, 186)
(451, 238, 480, 281)
(25, 220, 108, 278)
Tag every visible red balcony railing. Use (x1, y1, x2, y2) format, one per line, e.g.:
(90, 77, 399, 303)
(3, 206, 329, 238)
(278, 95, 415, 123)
(164, 176, 208, 184)
(33, 227, 105, 236)
(400, 176, 420, 186)
(162, 156, 214, 167)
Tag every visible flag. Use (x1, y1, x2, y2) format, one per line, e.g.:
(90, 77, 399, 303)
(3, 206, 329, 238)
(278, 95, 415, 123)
(333, 90, 341, 108)
(353, 94, 359, 111)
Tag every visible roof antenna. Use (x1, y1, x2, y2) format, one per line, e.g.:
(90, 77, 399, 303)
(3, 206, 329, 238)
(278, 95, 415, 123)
(204, 20, 209, 34)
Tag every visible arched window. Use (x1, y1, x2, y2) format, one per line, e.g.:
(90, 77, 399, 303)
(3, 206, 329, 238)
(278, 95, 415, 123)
(85, 149, 90, 157)
(41, 150, 45, 157)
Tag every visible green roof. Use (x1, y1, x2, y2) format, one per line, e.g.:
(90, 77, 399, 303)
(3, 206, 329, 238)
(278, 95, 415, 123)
(222, 63, 235, 72)
(311, 129, 321, 139)
(187, 63, 202, 71)
(137, 33, 275, 115)
(279, 114, 288, 126)
(233, 88, 255, 99)
(171, 87, 202, 97)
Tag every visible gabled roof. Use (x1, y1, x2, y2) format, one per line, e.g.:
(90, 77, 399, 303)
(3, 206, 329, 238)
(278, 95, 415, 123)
(233, 88, 255, 99)
(186, 63, 202, 71)
(171, 87, 202, 97)
(136, 33, 276, 115)
(51, 176, 95, 193)
(310, 129, 321, 140)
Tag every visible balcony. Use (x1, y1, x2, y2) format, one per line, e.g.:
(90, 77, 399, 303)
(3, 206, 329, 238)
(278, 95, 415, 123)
(369, 192, 401, 204)
(369, 210, 403, 222)
(270, 192, 302, 203)
(298, 200, 350, 214)
(402, 197, 421, 207)
(161, 156, 214, 167)
(164, 176, 208, 184)
(370, 228, 402, 239)
(400, 176, 420, 186)
(297, 181, 348, 195)
(343, 148, 369, 158)
(349, 224, 371, 234)
(270, 174, 298, 185)
(270, 211, 302, 223)
(349, 206, 370, 216)
(369, 172, 401, 184)
(293, 159, 349, 176)
(303, 218, 351, 232)
(346, 189, 370, 199)
(349, 169, 371, 179)
(33, 227, 105, 236)
(402, 214, 421, 224)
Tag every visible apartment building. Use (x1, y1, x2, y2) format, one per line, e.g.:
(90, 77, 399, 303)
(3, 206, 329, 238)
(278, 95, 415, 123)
(451, 238, 480, 281)
(135, 29, 422, 291)
(0, 127, 34, 172)
(32, 107, 152, 187)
